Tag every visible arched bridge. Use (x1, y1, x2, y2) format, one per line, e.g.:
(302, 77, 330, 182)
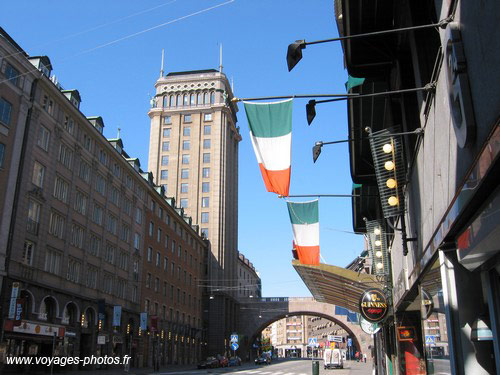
(237, 297, 372, 358)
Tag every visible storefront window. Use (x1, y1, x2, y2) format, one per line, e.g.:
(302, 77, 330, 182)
(420, 259, 452, 375)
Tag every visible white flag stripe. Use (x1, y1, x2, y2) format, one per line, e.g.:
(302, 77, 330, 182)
(250, 132, 291, 171)
(292, 222, 320, 246)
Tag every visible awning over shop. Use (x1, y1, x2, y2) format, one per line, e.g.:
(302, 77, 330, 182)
(292, 260, 382, 313)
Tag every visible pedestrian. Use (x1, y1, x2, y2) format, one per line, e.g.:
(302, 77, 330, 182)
(363, 353, 367, 363)
(355, 351, 359, 362)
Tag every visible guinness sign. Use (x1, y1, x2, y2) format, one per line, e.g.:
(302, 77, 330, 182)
(359, 288, 388, 323)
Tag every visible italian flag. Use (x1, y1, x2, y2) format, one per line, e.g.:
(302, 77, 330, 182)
(244, 99, 292, 197)
(287, 200, 320, 265)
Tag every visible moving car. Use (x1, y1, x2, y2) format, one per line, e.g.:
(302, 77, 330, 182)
(228, 356, 242, 366)
(323, 348, 343, 369)
(197, 356, 220, 369)
(255, 355, 271, 365)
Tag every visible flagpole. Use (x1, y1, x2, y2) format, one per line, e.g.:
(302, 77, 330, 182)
(231, 93, 357, 102)
(279, 194, 379, 198)
(231, 84, 434, 103)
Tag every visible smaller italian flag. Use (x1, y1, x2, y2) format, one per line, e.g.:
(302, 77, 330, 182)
(244, 99, 292, 197)
(287, 200, 320, 265)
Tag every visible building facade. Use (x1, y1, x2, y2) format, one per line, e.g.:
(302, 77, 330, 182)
(0, 28, 208, 371)
(140, 183, 207, 367)
(237, 252, 262, 300)
(147, 69, 241, 356)
(335, 0, 500, 374)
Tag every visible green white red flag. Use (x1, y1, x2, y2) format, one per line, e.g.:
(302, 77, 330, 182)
(287, 200, 320, 265)
(243, 99, 292, 196)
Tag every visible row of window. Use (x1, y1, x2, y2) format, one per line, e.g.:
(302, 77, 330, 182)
(163, 113, 213, 126)
(26, 243, 137, 301)
(161, 92, 216, 108)
(35, 122, 147, 201)
(143, 299, 200, 329)
(145, 273, 197, 304)
(161, 153, 210, 169)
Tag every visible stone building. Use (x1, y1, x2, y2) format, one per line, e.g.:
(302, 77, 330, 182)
(237, 252, 261, 300)
(0, 28, 207, 371)
(147, 68, 240, 356)
(140, 180, 207, 366)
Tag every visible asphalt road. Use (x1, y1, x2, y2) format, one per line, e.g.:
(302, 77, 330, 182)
(155, 359, 373, 375)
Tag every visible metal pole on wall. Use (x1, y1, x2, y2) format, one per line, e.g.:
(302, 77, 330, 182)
(50, 331, 56, 375)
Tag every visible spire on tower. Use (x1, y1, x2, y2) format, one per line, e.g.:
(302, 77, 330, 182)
(219, 43, 223, 73)
(160, 49, 165, 78)
(117, 128, 121, 139)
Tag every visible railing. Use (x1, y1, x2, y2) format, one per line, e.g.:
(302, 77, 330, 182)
(20, 264, 35, 280)
(26, 219, 39, 235)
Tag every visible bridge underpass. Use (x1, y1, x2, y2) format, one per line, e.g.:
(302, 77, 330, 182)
(237, 297, 372, 360)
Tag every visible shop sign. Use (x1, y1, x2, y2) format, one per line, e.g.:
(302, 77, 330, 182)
(65, 331, 77, 337)
(360, 316, 381, 335)
(359, 289, 389, 323)
(14, 298, 24, 326)
(397, 326, 417, 342)
(140, 312, 147, 330)
(97, 335, 106, 345)
(113, 305, 122, 327)
(8, 282, 20, 319)
(420, 289, 434, 320)
(12, 321, 64, 337)
(112, 335, 123, 345)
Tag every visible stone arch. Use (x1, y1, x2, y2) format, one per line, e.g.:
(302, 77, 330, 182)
(247, 311, 362, 356)
(82, 306, 97, 327)
(62, 301, 80, 326)
(20, 289, 36, 316)
(39, 295, 60, 323)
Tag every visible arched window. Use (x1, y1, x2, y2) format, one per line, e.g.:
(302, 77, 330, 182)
(176, 95, 181, 106)
(63, 303, 78, 326)
(197, 93, 202, 105)
(203, 93, 208, 104)
(210, 92, 215, 104)
(163, 96, 168, 108)
(40, 297, 57, 323)
(170, 96, 175, 107)
(83, 307, 94, 329)
(183, 95, 188, 106)
(190, 94, 195, 106)
(20, 290, 32, 320)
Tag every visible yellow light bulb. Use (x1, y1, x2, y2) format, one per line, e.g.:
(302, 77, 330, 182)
(383, 143, 393, 153)
(384, 161, 395, 171)
(375, 240, 381, 246)
(388, 196, 399, 206)
(374, 228, 381, 235)
(376, 262, 384, 270)
(376, 251, 383, 258)
(386, 178, 397, 189)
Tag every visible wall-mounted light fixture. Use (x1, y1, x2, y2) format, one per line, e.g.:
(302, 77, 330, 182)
(286, 17, 451, 71)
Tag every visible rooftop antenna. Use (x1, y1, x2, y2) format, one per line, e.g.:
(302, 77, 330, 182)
(219, 43, 223, 73)
(160, 49, 165, 78)
(117, 128, 121, 139)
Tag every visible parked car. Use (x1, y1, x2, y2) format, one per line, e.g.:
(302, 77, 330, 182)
(197, 356, 220, 369)
(255, 355, 271, 365)
(228, 356, 242, 366)
(218, 356, 229, 367)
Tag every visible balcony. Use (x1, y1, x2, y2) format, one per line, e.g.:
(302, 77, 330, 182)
(26, 219, 39, 235)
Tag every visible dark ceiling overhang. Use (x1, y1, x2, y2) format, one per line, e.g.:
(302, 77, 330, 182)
(340, 0, 395, 78)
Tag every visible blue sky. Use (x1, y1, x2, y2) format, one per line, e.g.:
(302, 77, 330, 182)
(1, 0, 364, 296)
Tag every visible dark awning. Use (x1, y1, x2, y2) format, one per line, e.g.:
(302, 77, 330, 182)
(293, 260, 382, 313)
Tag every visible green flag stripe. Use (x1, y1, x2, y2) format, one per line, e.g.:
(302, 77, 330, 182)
(244, 100, 292, 138)
(287, 200, 318, 225)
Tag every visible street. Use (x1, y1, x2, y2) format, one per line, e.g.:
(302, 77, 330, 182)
(152, 359, 373, 375)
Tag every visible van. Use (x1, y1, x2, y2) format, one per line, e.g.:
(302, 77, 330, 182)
(323, 348, 344, 369)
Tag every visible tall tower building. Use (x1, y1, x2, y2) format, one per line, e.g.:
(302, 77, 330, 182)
(148, 67, 240, 354)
